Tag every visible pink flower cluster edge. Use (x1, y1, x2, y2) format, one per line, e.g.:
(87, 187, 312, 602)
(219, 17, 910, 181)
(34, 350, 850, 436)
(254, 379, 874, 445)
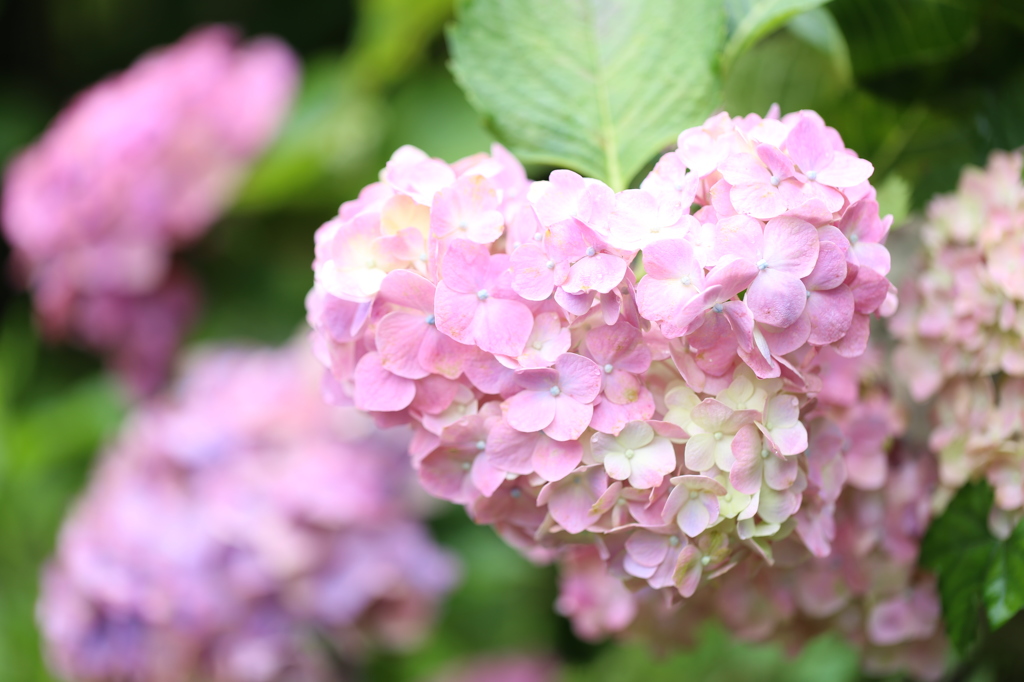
(2, 25, 299, 395)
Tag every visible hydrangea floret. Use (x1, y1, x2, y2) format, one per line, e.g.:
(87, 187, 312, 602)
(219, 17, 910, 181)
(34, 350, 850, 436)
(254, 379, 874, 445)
(306, 108, 897, 604)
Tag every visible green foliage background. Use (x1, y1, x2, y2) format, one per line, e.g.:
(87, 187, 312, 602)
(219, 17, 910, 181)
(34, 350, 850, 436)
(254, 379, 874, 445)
(3, 0, 1024, 679)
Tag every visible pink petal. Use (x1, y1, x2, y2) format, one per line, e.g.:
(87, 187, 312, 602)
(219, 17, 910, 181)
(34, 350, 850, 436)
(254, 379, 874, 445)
(378, 269, 435, 311)
(533, 437, 584, 481)
(563, 252, 628, 295)
(544, 472, 603, 534)
(833, 312, 869, 357)
(488, 421, 540, 474)
(510, 242, 557, 301)
(547, 398, 594, 441)
(554, 287, 596, 316)
(818, 152, 873, 188)
(376, 311, 431, 379)
(803, 240, 847, 291)
(353, 352, 416, 412)
(763, 216, 818, 277)
(418, 450, 473, 503)
(641, 238, 701, 281)
(784, 114, 832, 175)
(463, 349, 517, 394)
(763, 455, 798, 491)
(555, 353, 603, 402)
(626, 530, 671, 567)
(746, 268, 807, 328)
(730, 182, 788, 220)
(630, 439, 677, 489)
(805, 287, 854, 346)
(604, 370, 642, 405)
(684, 433, 717, 471)
(417, 327, 471, 379)
(673, 545, 703, 597)
(676, 499, 711, 537)
(440, 238, 490, 293)
(473, 297, 534, 356)
(712, 215, 763, 264)
(471, 452, 508, 496)
(434, 282, 478, 345)
(589, 389, 656, 435)
(705, 256, 760, 299)
(504, 390, 557, 433)
(602, 451, 632, 481)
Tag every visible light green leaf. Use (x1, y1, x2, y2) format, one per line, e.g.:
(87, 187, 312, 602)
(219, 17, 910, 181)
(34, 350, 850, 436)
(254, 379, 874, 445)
(448, 0, 725, 190)
(721, 0, 834, 75)
(875, 173, 911, 228)
(829, 0, 978, 77)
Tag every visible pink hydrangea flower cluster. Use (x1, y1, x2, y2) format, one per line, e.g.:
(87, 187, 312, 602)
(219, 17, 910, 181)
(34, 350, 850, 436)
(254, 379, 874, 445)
(38, 341, 459, 682)
(2, 25, 298, 394)
(557, 350, 947, 681)
(307, 109, 896, 603)
(890, 151, 1024, 517)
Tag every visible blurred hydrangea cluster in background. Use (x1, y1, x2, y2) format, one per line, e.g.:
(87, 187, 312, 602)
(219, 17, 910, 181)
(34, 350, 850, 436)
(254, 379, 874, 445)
(891, 151, 1024, 529)
(38, 340, 459, 682)
(2, 26, 298, 395)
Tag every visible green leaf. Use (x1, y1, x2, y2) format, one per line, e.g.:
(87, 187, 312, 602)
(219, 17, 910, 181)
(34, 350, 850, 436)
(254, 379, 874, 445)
(874, 173, 911, 228)
(786, 7, 852, 85)
(985, 521, 1024, 629)
(448, 0, 725, 190)
(722, 26, 849, 120)
(721, 0, 834, 75)
(828, 0, 979, 77)
(921, 481, 1024, 653)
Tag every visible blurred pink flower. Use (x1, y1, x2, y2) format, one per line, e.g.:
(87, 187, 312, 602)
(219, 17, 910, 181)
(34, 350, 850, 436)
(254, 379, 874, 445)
(2, 25, 298, 394)
(38, 340, 458, 682)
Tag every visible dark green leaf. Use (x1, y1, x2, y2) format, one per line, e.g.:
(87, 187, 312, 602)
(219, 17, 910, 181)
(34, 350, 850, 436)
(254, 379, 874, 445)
(721, 0, 834, 74)
(448, 0, 725, 190)
(829, 0, 979, 77)
(920, 481, 1024, 652)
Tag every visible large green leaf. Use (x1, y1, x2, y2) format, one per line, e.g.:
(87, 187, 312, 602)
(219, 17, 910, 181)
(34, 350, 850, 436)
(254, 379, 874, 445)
(828, 0, 979, 77)
(721, 0, 834, 75)
(921, 481, 1024, 652)
(448, 0, 725, 190)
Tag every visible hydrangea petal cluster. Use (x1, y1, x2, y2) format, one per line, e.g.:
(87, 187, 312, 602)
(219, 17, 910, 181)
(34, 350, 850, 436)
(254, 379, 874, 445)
(890, 151, 1024, 518)
(38, 341, 459, 682)
(2, 26, 298, 394)
(557, 349, 947, 681)
(307, 109, 895, 606)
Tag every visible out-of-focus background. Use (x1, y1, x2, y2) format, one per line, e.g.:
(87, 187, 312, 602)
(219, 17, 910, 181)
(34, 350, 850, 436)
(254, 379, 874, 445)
(4, 0, 1024, 680)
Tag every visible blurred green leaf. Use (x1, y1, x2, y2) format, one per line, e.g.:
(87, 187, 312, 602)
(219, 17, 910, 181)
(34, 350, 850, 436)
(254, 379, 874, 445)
(385, 64, 493, 162)
(721, 0, 833, 75)
(5, 376, 124, 469)
(723, 27, 848, 118)
(236, 0, 454, 212)
(920, 481, 1024, 653)
(829, 0, 979, 77)
(786, 7, 851, 85)
(875, 173, 911, 227)
(448, 0, 725, 190)
(561, 627, 857, 682)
